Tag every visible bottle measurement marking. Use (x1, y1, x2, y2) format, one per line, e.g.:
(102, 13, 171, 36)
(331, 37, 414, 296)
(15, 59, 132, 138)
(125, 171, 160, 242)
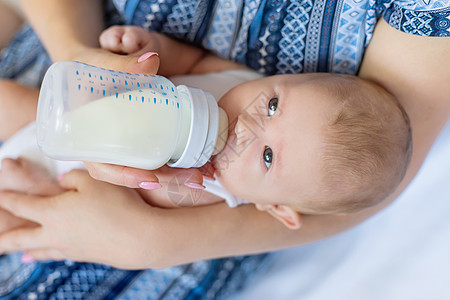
(75, 69, 179, 108)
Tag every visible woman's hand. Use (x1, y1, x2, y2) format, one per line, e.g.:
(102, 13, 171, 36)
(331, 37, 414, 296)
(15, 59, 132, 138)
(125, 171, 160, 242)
(84, 162, 215, 190)
(0, 208, 34, 234)
(72, 46, 161, 75)
(0, 169, 159, 269)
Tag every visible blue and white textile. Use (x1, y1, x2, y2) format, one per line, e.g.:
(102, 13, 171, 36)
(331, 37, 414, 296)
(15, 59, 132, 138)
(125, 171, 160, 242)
(0, 254, 271, 299)
(112, 0, 450, 75)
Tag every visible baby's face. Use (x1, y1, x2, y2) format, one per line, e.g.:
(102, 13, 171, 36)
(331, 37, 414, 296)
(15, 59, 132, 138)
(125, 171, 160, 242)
(214, 74, 339, 213)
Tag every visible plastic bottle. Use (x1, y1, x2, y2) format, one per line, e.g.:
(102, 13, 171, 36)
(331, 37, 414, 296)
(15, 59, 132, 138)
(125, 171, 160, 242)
(36, 61, 228, 169)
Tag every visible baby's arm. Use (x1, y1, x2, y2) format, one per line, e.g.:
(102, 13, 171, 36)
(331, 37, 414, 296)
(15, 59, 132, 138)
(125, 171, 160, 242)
(100, 26, 248, 77)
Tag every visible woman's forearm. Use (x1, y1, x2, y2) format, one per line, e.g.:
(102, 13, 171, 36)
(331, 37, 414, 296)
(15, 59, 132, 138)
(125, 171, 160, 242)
(19, 0, 104, 61)
(144, 146, 430, 269)
(144, 202, 375, 268)
(146, 21, 450, 269)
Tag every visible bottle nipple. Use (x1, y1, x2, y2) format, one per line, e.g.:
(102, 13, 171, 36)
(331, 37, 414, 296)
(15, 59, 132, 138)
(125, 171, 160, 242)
(212, 107, 229, 155)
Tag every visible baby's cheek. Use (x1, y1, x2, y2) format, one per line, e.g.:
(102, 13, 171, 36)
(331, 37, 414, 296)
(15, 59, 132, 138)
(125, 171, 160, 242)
(217, 167, 258, 203)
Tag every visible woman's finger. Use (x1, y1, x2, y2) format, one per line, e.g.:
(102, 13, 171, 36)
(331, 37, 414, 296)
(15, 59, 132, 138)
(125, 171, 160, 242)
(0, 191, 51, 223)
(84, 162, 161, 189)
(57, 169, 97, 190)
(0, 226, 44, 254)
(156, 166, 206, 189)
(198, 161, 216, 180)
(75, 48, 160, 76)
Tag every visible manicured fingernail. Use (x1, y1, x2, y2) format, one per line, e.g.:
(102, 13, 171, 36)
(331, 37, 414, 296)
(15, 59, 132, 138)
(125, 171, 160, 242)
(139, 181, 162, 190)
(57, 173, 65, 181)
(138, 52, 159, 63)
(21, 254, 34, 264)
(184, 182, 205, 190)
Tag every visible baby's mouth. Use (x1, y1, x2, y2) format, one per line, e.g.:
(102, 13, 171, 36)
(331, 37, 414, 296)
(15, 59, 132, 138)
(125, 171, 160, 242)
(210, 131, 237, 177)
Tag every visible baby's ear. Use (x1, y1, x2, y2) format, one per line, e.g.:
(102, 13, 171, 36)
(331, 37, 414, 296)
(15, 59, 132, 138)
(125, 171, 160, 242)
(255, 204, 302, 230)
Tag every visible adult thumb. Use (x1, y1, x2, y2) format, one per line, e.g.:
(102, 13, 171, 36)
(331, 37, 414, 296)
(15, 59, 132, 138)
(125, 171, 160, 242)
(129, 52, 160, 75)
(74, 49, 160, 75)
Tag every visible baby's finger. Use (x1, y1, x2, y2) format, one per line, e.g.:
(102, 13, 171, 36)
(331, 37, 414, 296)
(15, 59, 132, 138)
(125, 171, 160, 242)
(0, 191, 51, 223)
(21, 248, 66, 263)
(0, 226, 44, 254)
(99, 25, 125, 53)
(84, 162, 161, 189)
(121, 28, 142, 54)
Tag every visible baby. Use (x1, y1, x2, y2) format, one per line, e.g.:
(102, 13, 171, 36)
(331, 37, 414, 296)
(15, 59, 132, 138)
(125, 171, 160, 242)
(0, 26, 412, 233)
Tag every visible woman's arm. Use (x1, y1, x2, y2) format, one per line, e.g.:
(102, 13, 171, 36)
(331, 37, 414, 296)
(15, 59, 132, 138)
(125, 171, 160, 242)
(0, 1, 23, 50)
(359, 19, 450, 166)
(19, 0, 243, 76)
(19, 0, 159, 74)
(81, 20, 450, 268)
(156, 19, 450, 267)
(19, 0, 103, 60)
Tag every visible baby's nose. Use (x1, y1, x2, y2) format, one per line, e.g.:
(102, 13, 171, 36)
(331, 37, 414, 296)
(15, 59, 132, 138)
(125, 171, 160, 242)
(235, 115, 257, 152)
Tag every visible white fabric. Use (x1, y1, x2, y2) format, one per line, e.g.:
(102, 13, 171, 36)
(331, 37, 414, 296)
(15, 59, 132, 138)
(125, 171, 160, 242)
(235, 121, 450, 300)
(203, 178, 248, 208)
(0, 123, 85, 177)
(170, 69, 263, 100)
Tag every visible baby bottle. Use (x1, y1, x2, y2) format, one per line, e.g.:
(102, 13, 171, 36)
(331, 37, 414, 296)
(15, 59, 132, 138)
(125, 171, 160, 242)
(36, 61, 229, 169)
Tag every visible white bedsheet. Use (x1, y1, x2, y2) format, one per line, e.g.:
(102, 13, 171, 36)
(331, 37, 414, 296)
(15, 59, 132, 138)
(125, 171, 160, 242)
(236, 121, 450, 300)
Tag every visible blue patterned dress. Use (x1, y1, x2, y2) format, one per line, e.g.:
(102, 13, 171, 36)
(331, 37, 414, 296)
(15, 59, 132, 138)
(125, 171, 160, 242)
(0, 0, 448, 299)
(112, 0, 450, 75)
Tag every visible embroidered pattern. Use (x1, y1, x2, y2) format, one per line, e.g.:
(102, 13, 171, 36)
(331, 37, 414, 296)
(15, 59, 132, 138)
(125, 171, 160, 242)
(161, 0, 198, 39)
(108, 0, 449, 75)
(230, 0, 261, 62)
(394, 0, 449, 11)
(203, 0, 243, 57)
(384, 3, 450, 36)
(0, 256, 270, 299)
(329, 0, 369, 74)
(276, 0, 313, 74)
(304, 0, 327, 72)
(253, 0, 287, 74)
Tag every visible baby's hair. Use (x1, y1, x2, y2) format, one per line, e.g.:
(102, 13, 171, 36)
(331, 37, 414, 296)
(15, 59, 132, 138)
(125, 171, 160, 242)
(314, 75, 412, 214)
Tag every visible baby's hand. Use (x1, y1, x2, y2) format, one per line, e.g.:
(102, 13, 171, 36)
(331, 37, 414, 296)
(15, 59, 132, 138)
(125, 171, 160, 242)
(100, 25, 160, 55)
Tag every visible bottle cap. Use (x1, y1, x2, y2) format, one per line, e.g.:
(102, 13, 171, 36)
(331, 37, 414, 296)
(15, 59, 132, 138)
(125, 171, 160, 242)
(168, 85, 227, 168)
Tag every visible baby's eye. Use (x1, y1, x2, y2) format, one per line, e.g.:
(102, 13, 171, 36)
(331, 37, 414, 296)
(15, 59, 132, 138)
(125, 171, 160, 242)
(268, 97, 278, 116)
(263, 146, 273, 169)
